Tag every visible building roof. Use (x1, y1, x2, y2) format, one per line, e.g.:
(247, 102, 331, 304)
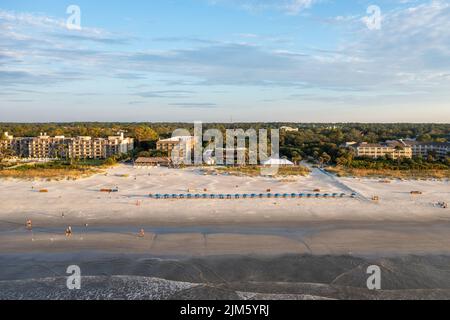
(158, 136, 195, 144)
(357, 143, 385, 148)
(403, 141, 450, 148)
(356, 141, 411, 149)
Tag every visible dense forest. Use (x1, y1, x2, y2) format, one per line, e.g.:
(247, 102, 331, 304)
(1, 123, 449, 167)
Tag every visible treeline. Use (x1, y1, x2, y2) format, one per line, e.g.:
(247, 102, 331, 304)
(1, 123, 449, 166)
(1, 122, 448, 140)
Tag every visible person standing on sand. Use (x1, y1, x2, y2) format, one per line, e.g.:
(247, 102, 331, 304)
(26, 219, 32, 230)
(139, 228, 145, 237)
(65, 226, 72, 237)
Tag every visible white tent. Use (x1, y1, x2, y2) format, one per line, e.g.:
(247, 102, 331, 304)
(262, 158, 294, 166)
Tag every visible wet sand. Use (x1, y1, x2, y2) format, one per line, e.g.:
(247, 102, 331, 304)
(2, 221, 450, 256)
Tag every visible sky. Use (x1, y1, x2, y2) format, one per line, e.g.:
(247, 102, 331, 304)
(0, 0, 449, 123)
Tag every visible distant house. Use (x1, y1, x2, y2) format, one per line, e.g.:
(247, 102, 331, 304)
(280, 126, 299, 132)
(134, 157, 172, 167)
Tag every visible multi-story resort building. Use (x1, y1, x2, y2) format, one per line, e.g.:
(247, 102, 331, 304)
(0, 132, 133, 160)
(345, 140, 449, 160)
(156, 136, 196, 159)
(403, 141, 450, 160)
(347, 140, 413, 159)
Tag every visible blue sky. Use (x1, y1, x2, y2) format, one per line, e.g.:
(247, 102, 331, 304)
(1, 0, 449, 122)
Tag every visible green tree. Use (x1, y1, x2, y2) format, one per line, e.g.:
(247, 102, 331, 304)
(291, 151, 302, 165)
(321, 152, 331, 165)
(133, 126, 159, 143)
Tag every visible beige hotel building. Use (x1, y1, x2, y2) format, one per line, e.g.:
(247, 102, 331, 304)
(1, 131, 133, 160)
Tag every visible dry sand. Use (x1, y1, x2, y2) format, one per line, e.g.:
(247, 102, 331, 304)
(0, 164, 449, 256)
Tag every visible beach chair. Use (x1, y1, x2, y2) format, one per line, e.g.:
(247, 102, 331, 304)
(332, 193, 338, 198)
(219, 194, 225, 199)
(242, 194, 248, 199)
(307, 194, 313, 198)
(267, 193, 273, 198)
(179, 194, 185, 199)
(291, 193, 297, 198)
(210, 194, 216, 199)
(235, 194, 240, 199)
(155, 194, 161, 199)
(202, 194, 208, 199)
(340, 193, 346, 198)
(187, 194, 193, 199)
(195, 194, 201, 199)
(299, 193, 304, 198)
(259, 194, 264, 198)
(226, 194, 232, 199)
(283, 194, 289, 198)
(351, 193, 357, 198)
(171, 194, 178, 199)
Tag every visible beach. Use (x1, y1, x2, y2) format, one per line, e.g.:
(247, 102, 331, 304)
(1, 164, 449, 299)
(0, 164, 449, 256)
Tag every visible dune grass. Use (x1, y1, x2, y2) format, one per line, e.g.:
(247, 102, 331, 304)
(327, 166, 450, 179)
(213, 165, 310, 177)
(0, 160, 109, 180)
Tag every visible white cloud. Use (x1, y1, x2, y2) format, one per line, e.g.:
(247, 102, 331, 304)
(1, 2, 450, 98)
(208, 0, 317, 15)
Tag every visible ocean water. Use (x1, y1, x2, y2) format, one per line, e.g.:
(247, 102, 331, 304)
(1, 254, 450, 300)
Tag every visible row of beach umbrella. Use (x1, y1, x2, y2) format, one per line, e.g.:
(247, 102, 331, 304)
(149, 192, 356, 199)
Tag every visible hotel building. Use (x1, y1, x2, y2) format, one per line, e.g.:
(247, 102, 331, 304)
(156, 136, 196, 159)
(349, 141, 413, 159)
(0, 132, 134, 160)
(403, 141, 450, 160)
(346, 140, 449, 160)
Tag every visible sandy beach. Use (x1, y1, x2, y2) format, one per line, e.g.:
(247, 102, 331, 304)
(0, 164, 449, 256)
(1, 165, 449, 300)
(2, 156, 447, 300)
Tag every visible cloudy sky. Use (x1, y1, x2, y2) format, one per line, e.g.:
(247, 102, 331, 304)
(1, 0, 449, 122)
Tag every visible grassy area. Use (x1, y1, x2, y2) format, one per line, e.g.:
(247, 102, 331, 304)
(213, 165, 310, 177)
(327, 166, 450, 179)
(0, 159, 113, 180)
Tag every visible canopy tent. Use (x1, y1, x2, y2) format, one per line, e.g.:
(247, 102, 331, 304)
(262, 158, 294, 166)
